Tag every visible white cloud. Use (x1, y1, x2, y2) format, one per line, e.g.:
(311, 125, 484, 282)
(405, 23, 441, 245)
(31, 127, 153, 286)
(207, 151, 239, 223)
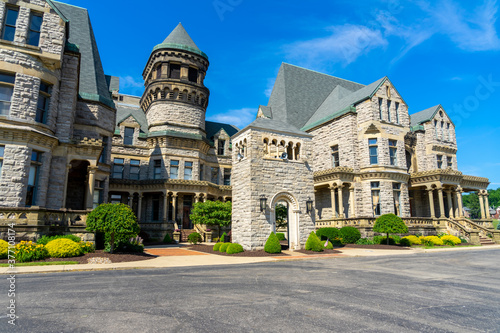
(285, 24, 388, 67)
(207, 107, 257, 129)
(119, 75, 144, 96)
(264, 77, 276, 98)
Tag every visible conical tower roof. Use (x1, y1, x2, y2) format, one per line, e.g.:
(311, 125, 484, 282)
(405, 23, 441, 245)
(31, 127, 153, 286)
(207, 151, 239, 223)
(152, 23, 208, 60)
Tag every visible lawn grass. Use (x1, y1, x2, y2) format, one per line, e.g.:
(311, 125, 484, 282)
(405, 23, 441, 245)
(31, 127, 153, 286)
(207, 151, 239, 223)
(0, 261, 79, 267)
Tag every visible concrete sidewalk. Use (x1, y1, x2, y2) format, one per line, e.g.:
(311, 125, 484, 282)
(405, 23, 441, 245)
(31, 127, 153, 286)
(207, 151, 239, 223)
(1, 244, 499, 275)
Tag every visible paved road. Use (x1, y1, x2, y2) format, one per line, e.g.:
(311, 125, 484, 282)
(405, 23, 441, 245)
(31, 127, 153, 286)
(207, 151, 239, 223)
(2, 249, 500, 332)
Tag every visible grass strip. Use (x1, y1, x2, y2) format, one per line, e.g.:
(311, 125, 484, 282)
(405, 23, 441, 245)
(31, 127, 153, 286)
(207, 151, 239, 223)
(0, 261, 79, 267)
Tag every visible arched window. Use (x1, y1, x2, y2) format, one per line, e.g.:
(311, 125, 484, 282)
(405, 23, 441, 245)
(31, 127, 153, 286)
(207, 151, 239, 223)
(294, 143, 301, 160)
(287, 142, 293, 160)
(263, 138, 269, 155)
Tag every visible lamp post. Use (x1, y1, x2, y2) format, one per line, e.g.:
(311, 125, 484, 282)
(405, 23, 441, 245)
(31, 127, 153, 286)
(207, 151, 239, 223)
(260, 195, 267, 213)
(306, 198, 313, 214)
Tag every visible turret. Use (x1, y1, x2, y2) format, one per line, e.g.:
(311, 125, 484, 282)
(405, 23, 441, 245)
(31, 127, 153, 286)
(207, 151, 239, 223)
(141, 23, 209, 136)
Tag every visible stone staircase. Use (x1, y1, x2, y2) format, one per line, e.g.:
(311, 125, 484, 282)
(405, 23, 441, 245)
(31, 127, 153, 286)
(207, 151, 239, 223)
(479, 235, 496, 246)
(180, 229, 196, 242)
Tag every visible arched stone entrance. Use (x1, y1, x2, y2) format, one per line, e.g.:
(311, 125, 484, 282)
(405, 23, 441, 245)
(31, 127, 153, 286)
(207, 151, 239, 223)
(270, 192, 300, 250)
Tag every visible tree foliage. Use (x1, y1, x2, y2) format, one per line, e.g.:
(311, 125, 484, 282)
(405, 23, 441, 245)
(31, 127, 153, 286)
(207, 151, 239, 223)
(275, 203, 288, 229)
(86, 203, 140, 253)
(373, 213, 408, 245)
(190, 200, 232, 237)
(264, 232, 281, 254)
(462, 192, 481, 219)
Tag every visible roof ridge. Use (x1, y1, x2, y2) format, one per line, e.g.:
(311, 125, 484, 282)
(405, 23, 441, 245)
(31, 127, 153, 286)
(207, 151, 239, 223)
(281, 63, 365, 88)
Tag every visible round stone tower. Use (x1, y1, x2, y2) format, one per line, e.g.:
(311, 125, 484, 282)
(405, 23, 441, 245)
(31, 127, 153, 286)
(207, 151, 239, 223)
(141, 23, 209, 136)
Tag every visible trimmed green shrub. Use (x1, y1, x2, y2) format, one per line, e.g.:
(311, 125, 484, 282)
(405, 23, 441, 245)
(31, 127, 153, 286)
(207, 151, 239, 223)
(163, 233, 172, 244)
(399, 238, 411, 247)
(220, 232, 228, 242)
(37, 234, 81, 245)
(0, 239, 8, 259)
(188, 232, 202, 244)
(305, 232, 324, 252)
(45, 239, 82, 258)
(14, 241, 49, 262)
(339, 226, 361, 244)
(323, 240, 334, 249)
(226, 243, 244, 254)
(264, 232, 281, 254)
(373, 213, 408, 245)
(458, 236, 468, 244)
(316, 227, 340, 241)
(219, 243, 230, 253)
(213, 242, 223, 251)
(356, 238, 375, 245)
(113, 237, 144, 253)
(423, 236, 443, 246)
(440, 235, 461, 246)
(276, 233, 286, 241)
(401, 235, 421, 245)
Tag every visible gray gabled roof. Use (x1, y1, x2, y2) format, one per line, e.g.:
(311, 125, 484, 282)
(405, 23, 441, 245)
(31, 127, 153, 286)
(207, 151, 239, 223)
(205, 121, 239, 140)
(115, 103, 148, 135)
(105, 75, 120, 93)
(53, 1, 114, 109)
(152, 23, 208, 59)
(410, 105, 441, 127)
(303, 77, 386, 130)
(267, 63, 365, 130)
(236, 117, 312, 138)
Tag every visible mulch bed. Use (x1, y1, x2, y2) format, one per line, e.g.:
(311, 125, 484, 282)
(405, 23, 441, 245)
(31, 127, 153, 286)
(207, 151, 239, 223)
(187, 244, 290, 257)
(0, 250, 157, 265)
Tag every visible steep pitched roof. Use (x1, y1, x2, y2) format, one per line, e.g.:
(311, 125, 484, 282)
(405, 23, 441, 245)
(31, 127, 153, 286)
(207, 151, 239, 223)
(236, 117, 312, 138)
(410, 105, 441, 127)
(205, 121, 239, 140)
(152, 23, 208, 59)
(105, 75, 120, 93)
(115, 103, 148, 135)
(53, 1, 114, 108)
(302, 77, 386, 130)
(267, 63, 365, 129)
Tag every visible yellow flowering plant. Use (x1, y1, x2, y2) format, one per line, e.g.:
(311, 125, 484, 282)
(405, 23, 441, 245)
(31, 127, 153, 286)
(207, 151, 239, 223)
(15, 240, 49, 262)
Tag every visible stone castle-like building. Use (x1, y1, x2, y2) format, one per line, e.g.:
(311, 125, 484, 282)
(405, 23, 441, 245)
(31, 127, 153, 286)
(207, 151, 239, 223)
(0, 0, 498, 248)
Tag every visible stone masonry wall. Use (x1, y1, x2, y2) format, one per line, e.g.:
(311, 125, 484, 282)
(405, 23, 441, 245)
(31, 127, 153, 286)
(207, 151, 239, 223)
(75, 101, 116, 136)
(0, 145, 30, 207)
(10, 73, 40, 121)
(39, 9, 65, 56)
(146, 103, 205, 134)
(55, 54, 79, 142)
(45, 155, 67, 209)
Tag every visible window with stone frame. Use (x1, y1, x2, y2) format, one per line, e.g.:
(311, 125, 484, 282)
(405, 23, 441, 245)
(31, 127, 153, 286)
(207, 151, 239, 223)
(169, 64, 181, 79)
(156, 64, 162, 79)
(218, 139, 225, 155)
(99, 136, 108, 164)
(0, 146, 4, 179)
(2, 7, 19, 42)
(26, 150, 42, 206)
(123, 127, 134, 145)
(170, 160, 179, 179)
(112, 158, 124, 179)
(184, 161, 193, 180)
(93, 180, 104, 209)
(369, 138, 378, 165)
(188, 67, 198, 83)
(27, 12, 43, 46)
(387, 100, 392, 122)
(331, 145, 339, 167)
(447, 156, 453, 168)
(393, 183, 401, 216)
(440, 121, 444, 140)
(36, 82, 51, 124)
(371, 181, 381, 216)
(110, 194, 122, 204)
(211, 167, 219, 185)
(395, 102, 400, 124)
(446, 123, 451, 141)
(378, 98, 383, 120)
(0, 72, 15, 115)
(437, 155, 443, 169)
(130, 159, 140, 180)
(153, 159, 162, 179)
(389, 139, 397, 166)
(434, 120, 438, 139)
(223, 168, 231, 185)
(199, 164, 204, 181)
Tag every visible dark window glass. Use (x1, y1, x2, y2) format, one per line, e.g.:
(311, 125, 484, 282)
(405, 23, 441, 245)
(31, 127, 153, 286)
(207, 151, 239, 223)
(369, 138, 378, 165)
(169, 64, 181, 79)
(123, 127, 134, 145)
(223, 168, 231, 185)
(154, 159, 162, 179)
(26, 150, 42, 206)
(3, 8, 19, 42)
(188, 67, 198, 83)
(387, 100, 391, 122)
(218, 140, 225, 155)
(113, 158, 124, 179)
(389, 140, 397, 166)
(36, 93, 49, 123)
(27, 13, 43, 46)
(170, 160, 179, 179)
(211, 167, 219, 184)
(184, 161, 192, 180)
(437, 155, 443, 169)
(331, 145, 339, 167)
(99, 137, 108, 163)
(130, 159, 140, 180)
(395, 102, 400, 124)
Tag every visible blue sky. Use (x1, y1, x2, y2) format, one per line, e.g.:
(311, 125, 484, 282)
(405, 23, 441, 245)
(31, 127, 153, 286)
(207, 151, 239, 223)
(60, 0, 500, 189)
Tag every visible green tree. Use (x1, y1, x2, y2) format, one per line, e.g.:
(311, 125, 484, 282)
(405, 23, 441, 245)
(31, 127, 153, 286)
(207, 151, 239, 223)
(373, 213, 408, 245)
(275, 203, 288, 229)
(487, 188, 500, 209)
(190, 200, 232, 238)
(462, 192, 480, 219)
(86, 203, 140, 253)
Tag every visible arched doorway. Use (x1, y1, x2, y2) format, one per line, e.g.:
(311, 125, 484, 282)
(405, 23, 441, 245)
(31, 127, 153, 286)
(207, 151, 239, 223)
(270, 192, 300, 250)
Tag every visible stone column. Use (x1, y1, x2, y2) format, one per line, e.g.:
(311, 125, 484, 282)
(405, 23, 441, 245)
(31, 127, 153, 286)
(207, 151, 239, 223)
(427, 189, 435, 218)
(86, 166, 97, 209)
(456, 190, 464, 217)
(172, 193, 178, 222)
(437, 188, 445, 218)
(61, 163, 71, 208)
(163, 192, 168, 221)
(330, 186, 337, 218)
(128, 193, 133, 207)
(137, 194, 143, 222)
(338, 185, 344, 218)
(446, 190, 454, 218)
(349, 186, 356, 218)
(452, 190, 458, 218)
(194, 194, 200, 203)
(478, 192, 485, 219)
(484, 192, 491, 219)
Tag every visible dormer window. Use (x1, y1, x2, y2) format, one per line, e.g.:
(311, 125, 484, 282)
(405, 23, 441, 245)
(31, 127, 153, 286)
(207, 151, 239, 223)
(123, 127, 134, 145)
(218, 139, 225, 155)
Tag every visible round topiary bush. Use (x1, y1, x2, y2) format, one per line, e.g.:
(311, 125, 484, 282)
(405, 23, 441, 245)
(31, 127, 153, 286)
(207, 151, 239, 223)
(276, 233, 286, 241)
(305, 232, 324, 252)
(219, 243, 230, 253)
(423, 236, 443, 246)
(163, 233, 172, 244)
(45, 238, 82, 258)
(213, 242, 223, 251)
(339, 226, 361, 244)
(188, 232, 202, 244)
(323, 240, 334, 249)
(399, 238, 411, 247)
(36, 234, 81, 246)
(316, 227, 340, 241)
(373, 213, 408, 245)
(264, 232, 281, 254)
(226, 243, 244, 254)
(0, 239, 8, 259)
(401, 235, 421, 245)
(440, 235, 461, 246)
